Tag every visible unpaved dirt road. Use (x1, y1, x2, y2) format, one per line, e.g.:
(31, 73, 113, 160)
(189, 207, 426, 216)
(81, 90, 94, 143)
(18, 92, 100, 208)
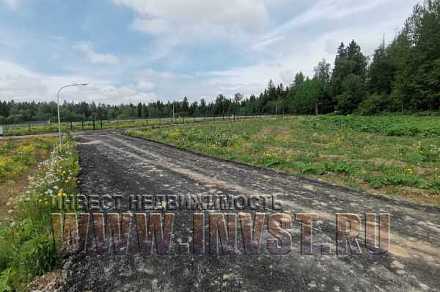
(62, 133, 440, 291)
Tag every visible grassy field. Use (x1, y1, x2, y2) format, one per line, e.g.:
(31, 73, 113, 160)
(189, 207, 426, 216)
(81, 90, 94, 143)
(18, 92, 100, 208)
(128, 115, 440, 206)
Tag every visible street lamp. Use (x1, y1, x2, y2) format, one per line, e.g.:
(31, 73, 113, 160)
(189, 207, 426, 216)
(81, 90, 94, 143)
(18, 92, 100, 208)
(56, 83, 88, 146)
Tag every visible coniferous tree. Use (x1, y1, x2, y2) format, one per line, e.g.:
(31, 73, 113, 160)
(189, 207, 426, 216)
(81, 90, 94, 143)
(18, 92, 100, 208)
(331, 40, 368, 113)
(314, 59, 332, 113)
(368, 43, 395, 95)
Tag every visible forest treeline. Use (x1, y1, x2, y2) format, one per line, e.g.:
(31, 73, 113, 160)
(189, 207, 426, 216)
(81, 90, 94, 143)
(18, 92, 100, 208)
(0, 0, 439, 124)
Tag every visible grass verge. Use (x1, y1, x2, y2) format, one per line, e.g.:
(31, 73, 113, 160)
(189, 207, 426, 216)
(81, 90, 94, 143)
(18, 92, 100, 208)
(0, 137, 79, 291)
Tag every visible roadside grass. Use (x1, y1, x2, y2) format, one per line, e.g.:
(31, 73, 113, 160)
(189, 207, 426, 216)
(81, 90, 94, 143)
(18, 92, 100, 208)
(0, 138, 56, 223)
(0, 138, 79, 291)
(128, 115, 440, 206)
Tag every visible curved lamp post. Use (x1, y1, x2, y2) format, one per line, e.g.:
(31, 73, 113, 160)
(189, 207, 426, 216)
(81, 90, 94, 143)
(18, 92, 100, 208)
(57, 83, 88, 146)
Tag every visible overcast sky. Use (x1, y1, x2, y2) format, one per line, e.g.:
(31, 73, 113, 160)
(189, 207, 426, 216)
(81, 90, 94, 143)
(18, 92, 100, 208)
(0, 0, 419, 104)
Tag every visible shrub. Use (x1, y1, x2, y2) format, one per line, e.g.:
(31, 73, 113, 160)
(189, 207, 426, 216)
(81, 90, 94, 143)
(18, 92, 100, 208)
(289, 162, 325, 175)
(431, 179, 440, 191)
(325, 161, 354, 175)
(365, 173, 424, 188)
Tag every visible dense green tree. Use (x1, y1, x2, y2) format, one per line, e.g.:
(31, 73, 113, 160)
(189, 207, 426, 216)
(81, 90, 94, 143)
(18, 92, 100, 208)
(368, 43, 395, 95)
(407, 0, 440, 110)
(290, 78, 321, 114)
(336, 74, 367, 114)
(181, 97, 190, 115)
(314, 59, 332, 113)
(331, 40, 368, 113)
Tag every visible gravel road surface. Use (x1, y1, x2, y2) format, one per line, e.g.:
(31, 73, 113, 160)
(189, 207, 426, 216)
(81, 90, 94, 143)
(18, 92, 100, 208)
(61, 133, 440, 292)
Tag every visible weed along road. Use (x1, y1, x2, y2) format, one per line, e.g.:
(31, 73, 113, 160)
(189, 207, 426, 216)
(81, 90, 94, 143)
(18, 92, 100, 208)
(60, 133, 440, 291)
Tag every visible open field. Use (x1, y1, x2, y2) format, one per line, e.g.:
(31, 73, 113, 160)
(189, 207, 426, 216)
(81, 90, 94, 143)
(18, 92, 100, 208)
(128, 115, 440, 206)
